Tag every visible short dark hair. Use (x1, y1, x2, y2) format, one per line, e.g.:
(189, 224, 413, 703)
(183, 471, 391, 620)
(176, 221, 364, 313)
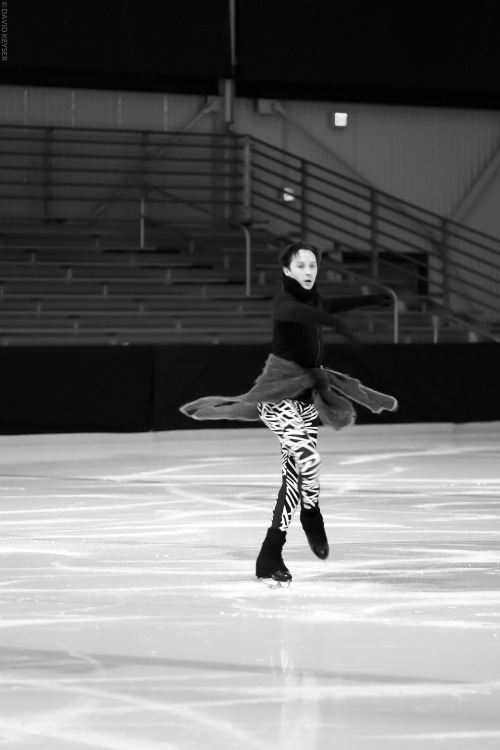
(278, 241, 322, 268)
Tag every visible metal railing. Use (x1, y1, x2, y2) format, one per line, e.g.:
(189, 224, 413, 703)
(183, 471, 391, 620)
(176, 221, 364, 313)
(246, 137, 500, 330)
(0, 126, 242, 232)
(0, 125, 499, 342)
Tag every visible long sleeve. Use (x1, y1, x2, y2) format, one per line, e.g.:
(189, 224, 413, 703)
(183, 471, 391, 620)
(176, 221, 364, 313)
(273, 296, 343, 329)
(273, 293, 388, 329)
(322, 293, 390, 314)
(272, 293, 358, 347)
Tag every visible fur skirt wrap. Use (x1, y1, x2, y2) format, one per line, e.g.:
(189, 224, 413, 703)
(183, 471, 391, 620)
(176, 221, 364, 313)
(179, 354, 398, 431)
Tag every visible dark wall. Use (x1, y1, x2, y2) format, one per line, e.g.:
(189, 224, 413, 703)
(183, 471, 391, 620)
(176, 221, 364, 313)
(4, 0, 500, 108)
(0, 346, 155, 433)
(1, 343, 499, 435)
(4, 0, 231, 94)
(237, 1, 500, 108)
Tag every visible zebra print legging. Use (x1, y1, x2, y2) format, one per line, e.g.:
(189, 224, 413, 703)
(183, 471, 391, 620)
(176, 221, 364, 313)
(258, 399, 321, 532)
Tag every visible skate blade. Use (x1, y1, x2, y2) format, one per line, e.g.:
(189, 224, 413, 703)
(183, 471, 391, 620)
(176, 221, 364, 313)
(257, 577, 291, 589)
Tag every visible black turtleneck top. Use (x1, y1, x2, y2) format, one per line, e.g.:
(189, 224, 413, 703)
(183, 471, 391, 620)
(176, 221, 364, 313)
(272, 273, 387, 370)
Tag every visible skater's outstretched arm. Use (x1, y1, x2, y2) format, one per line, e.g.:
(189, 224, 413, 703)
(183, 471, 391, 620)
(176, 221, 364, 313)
(322, 293, 391, 314)
(273, 292, 390, 327)
(273, 293, 385, 343)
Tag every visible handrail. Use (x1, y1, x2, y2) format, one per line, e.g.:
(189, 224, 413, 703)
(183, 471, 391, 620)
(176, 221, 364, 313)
(248, 133, 500, 242)
(248, 136, 500, 237)
(247, 136, 500, 333)
(0, 123, 496, 241)
(424, 300, 500, 344)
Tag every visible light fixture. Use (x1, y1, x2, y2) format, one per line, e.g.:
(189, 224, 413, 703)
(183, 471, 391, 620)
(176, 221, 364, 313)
(333, 112, 348, 127)
(281, 186, 297, 203)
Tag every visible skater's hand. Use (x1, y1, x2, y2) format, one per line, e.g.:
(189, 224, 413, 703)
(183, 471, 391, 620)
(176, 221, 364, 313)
(374, 293, 393, 308)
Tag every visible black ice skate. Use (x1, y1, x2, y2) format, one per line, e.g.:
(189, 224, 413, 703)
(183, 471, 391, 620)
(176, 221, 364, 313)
(300, 506, 329, 560)
(255, 527, 292, 588)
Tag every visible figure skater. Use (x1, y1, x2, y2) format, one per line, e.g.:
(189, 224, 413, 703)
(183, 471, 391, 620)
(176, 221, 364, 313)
(180, 242, 397, 587)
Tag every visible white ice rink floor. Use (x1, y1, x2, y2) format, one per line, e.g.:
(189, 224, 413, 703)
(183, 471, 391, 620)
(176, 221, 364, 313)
(0, 422, 499, 750)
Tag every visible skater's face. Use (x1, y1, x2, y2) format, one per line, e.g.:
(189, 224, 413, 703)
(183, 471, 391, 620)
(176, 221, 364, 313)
(284, 249, 318, 290)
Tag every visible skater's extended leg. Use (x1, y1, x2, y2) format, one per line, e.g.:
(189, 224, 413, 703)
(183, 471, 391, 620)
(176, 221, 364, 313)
(298, 414, 329, 559)
(269, 442, 328, 560)
(300, 504, 329, 559)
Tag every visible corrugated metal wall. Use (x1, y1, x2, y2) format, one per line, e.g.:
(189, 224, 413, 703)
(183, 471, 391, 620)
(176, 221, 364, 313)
(1, 84, 500, 238)
(0, 85, 220, 133)
(234, 98, 500, 239)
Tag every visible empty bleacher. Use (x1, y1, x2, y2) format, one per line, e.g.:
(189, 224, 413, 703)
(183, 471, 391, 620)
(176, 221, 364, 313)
(1, 125, 498, 346)
(0, 234, 270, 345)
(0, 232, 478, 346)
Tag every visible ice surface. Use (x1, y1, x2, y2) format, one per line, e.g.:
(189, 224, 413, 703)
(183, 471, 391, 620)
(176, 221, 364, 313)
(0, 423, 499, 749)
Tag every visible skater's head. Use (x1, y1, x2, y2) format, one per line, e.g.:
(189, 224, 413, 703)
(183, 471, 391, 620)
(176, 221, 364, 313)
(279, 242, 321, 290)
